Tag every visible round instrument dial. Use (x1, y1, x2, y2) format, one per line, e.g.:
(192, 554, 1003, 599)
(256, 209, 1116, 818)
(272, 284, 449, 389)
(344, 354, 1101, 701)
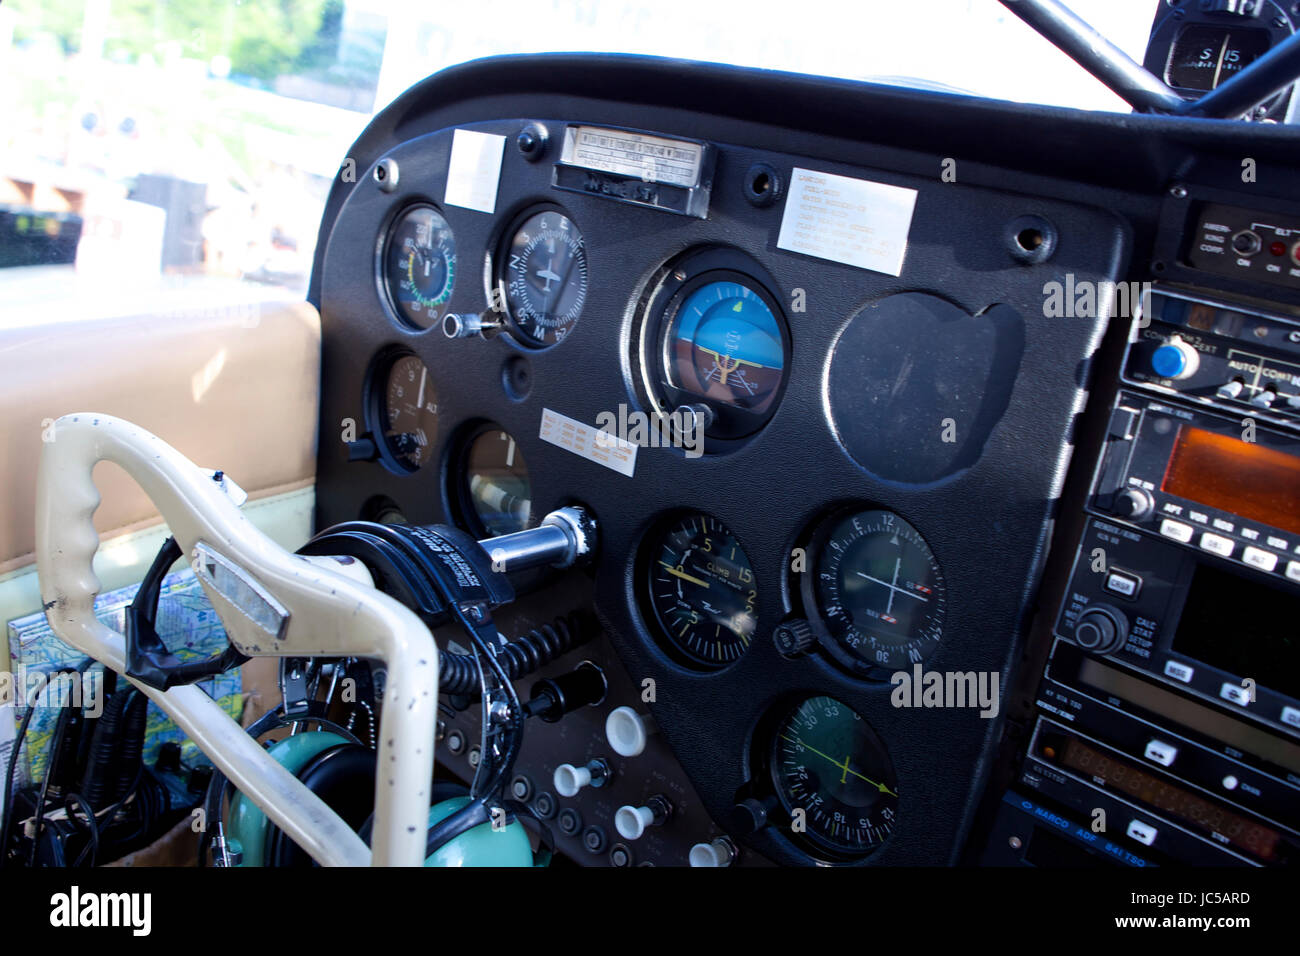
(378, 354, 438, 471)
(496, 208, 588, 347)
(380, 204, 456, 329)
(664, 276, 785, 415)
(808, 509, 946, 678)
(771, 696, 898, 856)
(643, 513, 757, 669)
(462, 427, 532, 537)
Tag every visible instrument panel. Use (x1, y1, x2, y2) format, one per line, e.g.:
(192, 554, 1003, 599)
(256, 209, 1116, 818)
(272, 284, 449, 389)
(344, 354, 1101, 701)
(309, 54, 1300, 866)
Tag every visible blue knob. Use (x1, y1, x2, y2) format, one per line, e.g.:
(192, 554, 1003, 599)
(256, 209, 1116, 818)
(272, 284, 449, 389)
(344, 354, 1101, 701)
(1151, 340, 1197, 380)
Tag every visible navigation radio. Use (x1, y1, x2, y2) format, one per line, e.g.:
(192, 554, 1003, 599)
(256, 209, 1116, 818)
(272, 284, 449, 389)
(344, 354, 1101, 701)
(991, 288, 1300, 868)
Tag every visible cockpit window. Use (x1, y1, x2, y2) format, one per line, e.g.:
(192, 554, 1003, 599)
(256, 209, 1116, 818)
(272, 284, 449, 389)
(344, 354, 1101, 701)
(0, 0, 1182, 326)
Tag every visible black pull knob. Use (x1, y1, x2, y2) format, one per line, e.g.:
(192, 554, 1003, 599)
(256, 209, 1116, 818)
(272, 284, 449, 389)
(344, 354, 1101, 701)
(346, 436, 379, 462)
(526, 661, 608, 722)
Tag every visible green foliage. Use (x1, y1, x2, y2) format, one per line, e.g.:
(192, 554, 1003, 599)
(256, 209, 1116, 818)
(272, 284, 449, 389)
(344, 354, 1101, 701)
(11, 0, 337, 83)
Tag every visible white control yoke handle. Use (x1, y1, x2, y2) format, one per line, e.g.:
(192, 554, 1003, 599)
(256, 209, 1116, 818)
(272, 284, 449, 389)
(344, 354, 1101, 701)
(35, 413, 439, 866)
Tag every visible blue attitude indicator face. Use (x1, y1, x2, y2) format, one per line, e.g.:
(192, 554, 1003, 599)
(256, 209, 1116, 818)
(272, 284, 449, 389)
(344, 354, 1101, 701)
(665, 279, 786, 413)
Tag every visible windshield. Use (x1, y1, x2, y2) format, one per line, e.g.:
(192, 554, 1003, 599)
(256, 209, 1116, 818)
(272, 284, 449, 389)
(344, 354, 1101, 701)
(0, 0, 1159, 325)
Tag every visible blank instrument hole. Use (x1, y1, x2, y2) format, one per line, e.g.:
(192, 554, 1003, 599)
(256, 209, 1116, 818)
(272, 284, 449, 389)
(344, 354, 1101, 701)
(1016, 228, 1044, 251)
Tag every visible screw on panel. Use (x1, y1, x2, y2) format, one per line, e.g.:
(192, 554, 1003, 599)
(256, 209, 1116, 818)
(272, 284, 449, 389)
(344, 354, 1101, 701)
(1169, 184, 1188, 199)
(374, 158, 399, 192)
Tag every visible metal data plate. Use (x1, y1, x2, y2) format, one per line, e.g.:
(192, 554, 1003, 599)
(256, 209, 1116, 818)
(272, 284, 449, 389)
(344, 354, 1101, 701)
(552, 125, 715, 218)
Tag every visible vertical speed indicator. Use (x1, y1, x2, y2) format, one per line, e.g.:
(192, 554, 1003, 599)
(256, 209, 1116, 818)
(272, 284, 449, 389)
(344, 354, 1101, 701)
(642, 513, 757, 669)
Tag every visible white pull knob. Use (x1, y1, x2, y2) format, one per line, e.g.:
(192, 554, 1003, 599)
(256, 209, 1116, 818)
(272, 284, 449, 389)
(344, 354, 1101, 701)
(689, 837, 736, 867)
(606, 706, 648, 757)
(553, 764, 590, 797)
(552, 758, 610, 798)
(615, 805, 657, 841)
(615, 795, 671, 841)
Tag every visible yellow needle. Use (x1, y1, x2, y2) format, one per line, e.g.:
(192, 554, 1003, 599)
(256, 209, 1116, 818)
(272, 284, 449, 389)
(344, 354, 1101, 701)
(796, 738, 897, 796)
(660, 562, 710, 588)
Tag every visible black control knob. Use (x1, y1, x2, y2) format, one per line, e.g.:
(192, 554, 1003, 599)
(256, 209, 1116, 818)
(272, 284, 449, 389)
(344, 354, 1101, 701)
(346, 436, 379, 463)
(773, 619, 815, 658)
(1073, 605, 1128, 655)
(1111, 487, 1154, 521)
(726, 796, 777, 836)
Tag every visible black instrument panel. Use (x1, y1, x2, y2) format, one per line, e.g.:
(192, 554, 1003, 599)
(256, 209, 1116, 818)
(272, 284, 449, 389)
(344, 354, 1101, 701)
(309, 54, 1300, 866)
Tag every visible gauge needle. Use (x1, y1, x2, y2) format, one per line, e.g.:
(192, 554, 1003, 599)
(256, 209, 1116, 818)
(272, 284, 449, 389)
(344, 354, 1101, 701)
(660, 562, 710, 588)
(856, 568, 927, 603)
(416, 365, 427, 411)
(794, 738, 897, 796)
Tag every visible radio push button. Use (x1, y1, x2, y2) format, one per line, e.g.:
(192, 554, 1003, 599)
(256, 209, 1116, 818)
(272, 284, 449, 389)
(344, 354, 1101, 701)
(1220, 683, 1251, 707)
(1159, 519, 1194, 544)
(1143, 740, 1178, 767)
(1287, 561, 1300, 583)
(1198, 532, 1235, 558)
(1103, 569, 1142, 599)
(1242, 547, 1279, 573)
(1125, 819, 1158, 847)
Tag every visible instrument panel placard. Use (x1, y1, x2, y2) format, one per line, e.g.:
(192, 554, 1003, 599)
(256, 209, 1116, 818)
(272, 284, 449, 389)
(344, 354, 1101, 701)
(777, 167, 917, 277)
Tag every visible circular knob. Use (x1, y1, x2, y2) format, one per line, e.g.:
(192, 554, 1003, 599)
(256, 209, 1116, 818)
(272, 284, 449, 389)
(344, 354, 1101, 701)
(614, 796, 669, 841)
(673, 403, 714, 433)
(1073, 605, 1128, 655)
(773, 619, 815, 658)
(442, 311, 502, 340)
(1112, 487, 1154, 521)
(605, 706, 648, 757)
(553, 764, 591, 797)
(689, 837, 736, 867)
(552, 759, 609, 797)
(345, 437, 378, 463)
(1151, 337, 1200, 381)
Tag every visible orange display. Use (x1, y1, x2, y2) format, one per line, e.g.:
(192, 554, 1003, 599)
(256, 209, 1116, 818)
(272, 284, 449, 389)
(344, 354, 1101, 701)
(1162, 426, 1300, 536)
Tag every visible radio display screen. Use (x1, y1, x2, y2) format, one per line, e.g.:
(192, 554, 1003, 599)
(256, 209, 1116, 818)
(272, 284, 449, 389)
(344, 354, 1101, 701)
(1054, 735, 1280, 862)
(1162, 426, 1300, 536)
(1173, 563, 1299, 700)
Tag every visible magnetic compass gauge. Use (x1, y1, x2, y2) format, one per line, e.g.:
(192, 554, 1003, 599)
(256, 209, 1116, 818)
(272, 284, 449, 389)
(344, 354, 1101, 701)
(771, 696, 898, 857)
(806, 508, 946, 678)
(380, 204, 456, 329)
(495, 207, 589, 347)
(642, 513, 757, 669)
(375, 353, 439, 472)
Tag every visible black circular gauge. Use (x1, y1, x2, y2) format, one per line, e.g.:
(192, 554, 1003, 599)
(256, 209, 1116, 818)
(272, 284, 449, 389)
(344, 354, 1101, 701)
(460, 427, 532, 537)
(771, 696, 898, 857)
(643, 513, 757, 669)
(379, 204, 456, 329)
(376, 354, 439, 471)
(643, 248, 790, 443)
(495, 207, 588, 347)
(805, 509, 946, 679)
